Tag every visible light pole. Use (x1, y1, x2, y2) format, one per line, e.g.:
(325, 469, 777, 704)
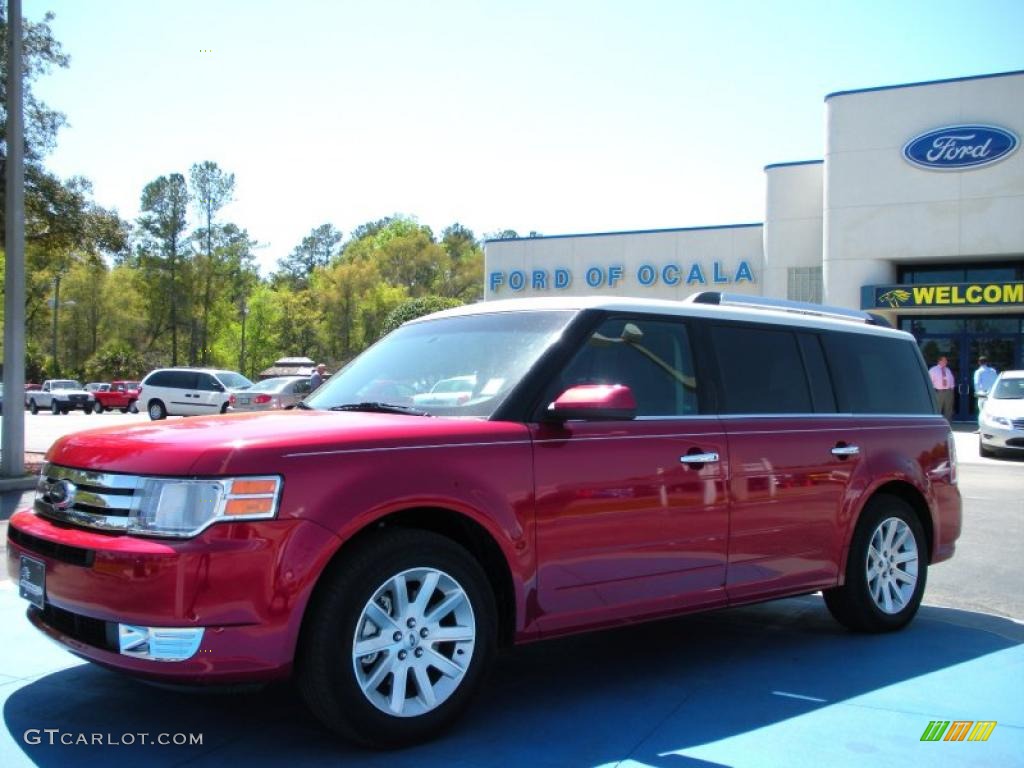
(49, 275, 75, 378)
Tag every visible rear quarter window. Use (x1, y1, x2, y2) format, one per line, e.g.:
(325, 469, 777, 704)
(822, 333, 933, 414)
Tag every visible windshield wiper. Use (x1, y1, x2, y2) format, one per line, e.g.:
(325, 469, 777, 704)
(328, 402, 432, 417)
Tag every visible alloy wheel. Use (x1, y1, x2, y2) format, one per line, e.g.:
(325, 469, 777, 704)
(865, 517, 919, 614)
(352, 567, 476, 718)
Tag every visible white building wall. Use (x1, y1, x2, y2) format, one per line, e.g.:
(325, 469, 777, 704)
(485, 225, 765, 301)
(823, 72, 1024, 308)
(762, 161, 824, 300)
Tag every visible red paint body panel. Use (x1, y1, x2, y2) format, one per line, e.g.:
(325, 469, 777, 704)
(531, 419, 729, 635)
(10, 403, 961, 683)
(7, 508, 341, 682)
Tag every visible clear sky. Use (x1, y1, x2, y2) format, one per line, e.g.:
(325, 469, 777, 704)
(30, 0, 1024, 275)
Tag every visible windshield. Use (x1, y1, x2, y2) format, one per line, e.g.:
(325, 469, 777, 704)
(52, 380, 83, 390)
(306, 310, 575, 418)
(249, 377, 296, 393)
(216, 372, 254, 390)
(992, 376, 1024, 400)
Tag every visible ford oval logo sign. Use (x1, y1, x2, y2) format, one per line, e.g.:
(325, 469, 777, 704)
(903, 124, 1019, 171)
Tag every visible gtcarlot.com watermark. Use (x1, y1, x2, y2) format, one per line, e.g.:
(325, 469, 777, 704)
(24, 729, 203, 747)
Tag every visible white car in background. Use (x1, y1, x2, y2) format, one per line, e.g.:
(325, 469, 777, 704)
(139, 368, 253, 420)
(411, 375, 476, 407)
(979, 370, 1024, 458)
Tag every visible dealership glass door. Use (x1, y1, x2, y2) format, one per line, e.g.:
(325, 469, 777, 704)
(901, 316, 1023, 422)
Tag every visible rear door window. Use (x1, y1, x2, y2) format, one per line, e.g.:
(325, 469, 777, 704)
(710, 324, 813, 414)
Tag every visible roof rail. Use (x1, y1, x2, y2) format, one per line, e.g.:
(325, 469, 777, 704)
(685, 291, 891, 327)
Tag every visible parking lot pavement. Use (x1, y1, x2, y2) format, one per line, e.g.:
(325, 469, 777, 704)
(0, 584, 1020, 768)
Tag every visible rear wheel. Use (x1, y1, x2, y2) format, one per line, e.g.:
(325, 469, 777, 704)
(220, 402, 229, 414)
(29, 399, 38, 415)
(824, 495, 927, 632)
(298, 529, 496, 748)
(129, 400, 139, 414)
(148, 400, 167, 420)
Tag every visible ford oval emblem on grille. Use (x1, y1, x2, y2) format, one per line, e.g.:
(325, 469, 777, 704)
(43, 479, 77, 510)
(903, 124, 1019, 170)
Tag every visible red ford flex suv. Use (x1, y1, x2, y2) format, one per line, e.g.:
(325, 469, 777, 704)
(9, 293, 961, 747)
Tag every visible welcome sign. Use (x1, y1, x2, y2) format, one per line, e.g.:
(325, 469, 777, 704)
(863, 282, 1024, 310)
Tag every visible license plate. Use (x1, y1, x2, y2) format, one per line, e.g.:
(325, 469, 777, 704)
(239, 397, 249, 405)
(19, 555, 46, 609)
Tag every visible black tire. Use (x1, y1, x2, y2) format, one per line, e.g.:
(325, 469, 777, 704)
(83, 406, 91, 415)
(979, 436, 996, 458)
(51, 401, 60, 415)
(94, 401, 104, 414)
(148, 400, 167, 421)
(220, 402, 229, 414)
(298, 529, 496, 748)
(129, 400, 138, 414)
(824, 494, 927, 633)
(29, 399, 38, 415)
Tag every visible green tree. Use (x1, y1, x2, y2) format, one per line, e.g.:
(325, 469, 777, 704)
(138, 173, 190, 365)
(380, 296, 463, 337)
(190, 161, 236, 363)
(274, 223, 342, 286)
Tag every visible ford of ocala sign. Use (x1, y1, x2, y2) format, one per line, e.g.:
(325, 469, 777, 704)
(903, 124, 1018, 170)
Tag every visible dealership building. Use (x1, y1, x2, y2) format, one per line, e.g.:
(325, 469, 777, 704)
(484, 70, 1024, 421)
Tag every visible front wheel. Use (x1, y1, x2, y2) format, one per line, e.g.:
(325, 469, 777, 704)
(824, 495, 927, 633)
(148, 400, 167, 420)
(94, 401, 104, 414)
(51, 401, 60, 415)
(298, 529, 496, 748)
(979, 436, 996, 458)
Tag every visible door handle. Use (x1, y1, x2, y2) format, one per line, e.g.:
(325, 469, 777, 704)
(831, 444, 860, 457)
(680, 452, 720, 465)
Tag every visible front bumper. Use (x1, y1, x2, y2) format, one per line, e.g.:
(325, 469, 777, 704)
(980, 424, 1024, 451)
(7, 509, 339, 684)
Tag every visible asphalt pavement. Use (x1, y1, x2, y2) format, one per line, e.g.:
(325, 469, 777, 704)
(0, 421, 1020, 766)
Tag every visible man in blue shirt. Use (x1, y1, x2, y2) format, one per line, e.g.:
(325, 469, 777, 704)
(973, 356, 998, 427)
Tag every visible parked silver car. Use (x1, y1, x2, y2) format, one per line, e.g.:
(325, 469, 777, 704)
(979, 370, 1024, 457)
(231, 375, 312, 411)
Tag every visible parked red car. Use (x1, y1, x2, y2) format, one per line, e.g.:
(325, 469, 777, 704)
(91, 380, 141, 413)
(9, 295, 961, 747)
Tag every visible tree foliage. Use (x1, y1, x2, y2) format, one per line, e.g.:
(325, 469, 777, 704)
(380, 296, 464, 337)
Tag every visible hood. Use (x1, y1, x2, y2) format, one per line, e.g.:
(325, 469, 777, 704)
(984, 397, 1024, 419)
(46, 410, 527, 476)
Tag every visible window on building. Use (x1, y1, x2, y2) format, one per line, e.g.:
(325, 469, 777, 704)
(787, 266, 823, 303)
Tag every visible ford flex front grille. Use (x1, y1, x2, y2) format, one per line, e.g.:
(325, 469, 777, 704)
(35, 464, 142, 533)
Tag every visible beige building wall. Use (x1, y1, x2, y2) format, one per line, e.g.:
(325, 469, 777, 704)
(823, 72, 1024, 309)
(762, 161, 824, 300)
(485, 225, 764, 301)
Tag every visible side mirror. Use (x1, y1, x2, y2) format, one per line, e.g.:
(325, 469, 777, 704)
(547, 384, 637, 421)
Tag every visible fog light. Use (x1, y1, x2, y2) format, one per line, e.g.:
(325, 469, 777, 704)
(118, 625, 205, 661)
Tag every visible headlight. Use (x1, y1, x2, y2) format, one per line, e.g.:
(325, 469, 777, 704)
(133, 476, 281, 537)
(982, 412, 1011, 428)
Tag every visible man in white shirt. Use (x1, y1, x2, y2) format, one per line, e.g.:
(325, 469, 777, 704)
(973, 356, 998, 427)
(928, 356, 955, 421)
